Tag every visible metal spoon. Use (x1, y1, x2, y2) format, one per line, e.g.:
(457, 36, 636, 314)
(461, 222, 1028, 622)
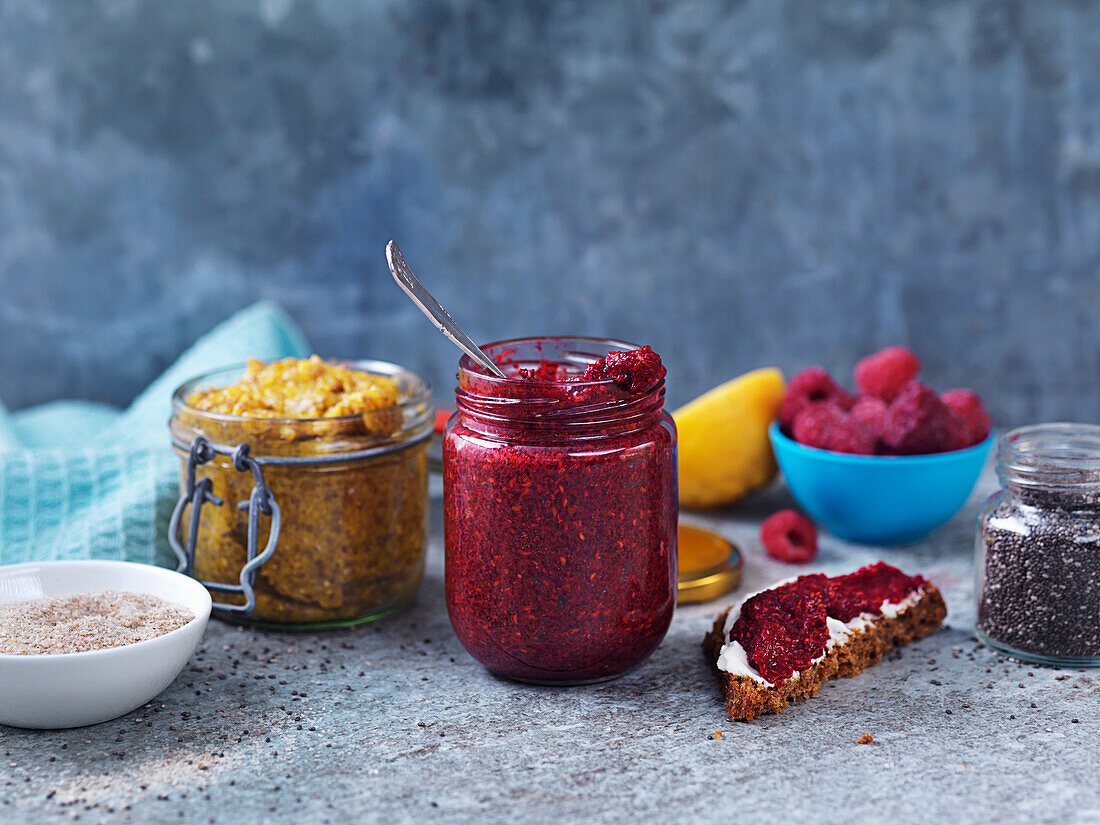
(386, 241, 506, 378)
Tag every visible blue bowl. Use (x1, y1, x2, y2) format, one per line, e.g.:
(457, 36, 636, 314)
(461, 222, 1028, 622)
(769, 422, 994, 545)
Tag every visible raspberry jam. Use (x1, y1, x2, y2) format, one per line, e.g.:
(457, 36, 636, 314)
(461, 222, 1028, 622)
(444, 337, 678, 684)
(731, 563, 927, 684)
(492, 344, 666, 394)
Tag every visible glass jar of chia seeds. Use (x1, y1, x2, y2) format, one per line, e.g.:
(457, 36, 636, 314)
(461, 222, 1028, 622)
(976, 423, 1100, 666)
(443, 337, 678, 685)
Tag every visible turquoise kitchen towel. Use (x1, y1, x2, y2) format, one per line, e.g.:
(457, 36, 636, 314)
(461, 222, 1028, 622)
(0, 302, 310, 567)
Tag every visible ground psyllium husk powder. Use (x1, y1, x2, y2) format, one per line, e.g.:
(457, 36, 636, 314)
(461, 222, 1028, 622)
(0, 591, 193, 655)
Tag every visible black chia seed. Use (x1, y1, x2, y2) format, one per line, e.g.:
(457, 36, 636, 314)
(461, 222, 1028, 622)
(977, 472, 1100, 659)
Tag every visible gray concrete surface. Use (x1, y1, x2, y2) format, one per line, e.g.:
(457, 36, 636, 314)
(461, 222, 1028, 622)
(2, 0, 1100, 426)
(3, 470, 1098, 824)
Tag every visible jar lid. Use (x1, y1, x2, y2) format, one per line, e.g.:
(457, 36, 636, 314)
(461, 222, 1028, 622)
(677, 524, 742, 604)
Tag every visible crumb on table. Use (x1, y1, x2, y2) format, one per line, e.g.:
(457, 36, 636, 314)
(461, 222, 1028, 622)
(857, 733, 874, 745)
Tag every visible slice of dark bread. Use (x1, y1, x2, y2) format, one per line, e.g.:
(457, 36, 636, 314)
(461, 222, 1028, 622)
(703, 586, 947, 721)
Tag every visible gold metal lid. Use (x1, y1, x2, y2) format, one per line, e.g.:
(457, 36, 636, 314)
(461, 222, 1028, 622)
(677, 523, 742, 604)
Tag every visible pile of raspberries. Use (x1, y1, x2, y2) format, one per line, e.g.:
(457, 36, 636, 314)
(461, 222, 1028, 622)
(779, 346, 991, 455)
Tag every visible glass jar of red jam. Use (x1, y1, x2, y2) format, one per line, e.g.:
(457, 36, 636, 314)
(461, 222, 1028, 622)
(443, 337, 678, 685)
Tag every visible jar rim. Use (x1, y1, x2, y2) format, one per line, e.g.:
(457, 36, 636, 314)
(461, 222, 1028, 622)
(998, 422, 1100, 493)
(171, 359, 432, 427)
(454, 336, 666, 431)
(457, 335, 652, 389)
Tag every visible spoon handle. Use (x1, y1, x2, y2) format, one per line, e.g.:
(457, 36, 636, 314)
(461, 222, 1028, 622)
(386, 241, 507, 378)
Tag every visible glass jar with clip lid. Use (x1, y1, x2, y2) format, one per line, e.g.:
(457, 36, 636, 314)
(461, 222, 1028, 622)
(168, 358, 433, 630)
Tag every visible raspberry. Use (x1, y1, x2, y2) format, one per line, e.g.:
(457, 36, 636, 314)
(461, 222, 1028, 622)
(881, 381, 958, 454)
(791, 403, 877, 455)
(760, 510, 818, 564)
(434, 408, 454, 434)
(853, 346, 921, 401)
(850, 396, 888, 436)
(940, 389, 992, 448)
(779, 367, 852, 431)
(944, 414, 972, 452)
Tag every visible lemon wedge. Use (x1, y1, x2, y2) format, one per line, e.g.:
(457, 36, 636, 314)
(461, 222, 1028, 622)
(673, 368, 786, 508)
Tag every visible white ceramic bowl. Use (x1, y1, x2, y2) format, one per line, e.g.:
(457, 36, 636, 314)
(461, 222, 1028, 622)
(0, 560, 211, 729)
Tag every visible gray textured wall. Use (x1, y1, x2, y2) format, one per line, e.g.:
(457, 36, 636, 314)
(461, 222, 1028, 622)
(1, 0, 1097, 426)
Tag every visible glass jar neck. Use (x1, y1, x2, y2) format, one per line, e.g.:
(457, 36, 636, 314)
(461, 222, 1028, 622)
(454, 336, 667, 441)
(170, 360, 434, 458)
(455, 381, 667, 440)
(997, 423, 1100, 509)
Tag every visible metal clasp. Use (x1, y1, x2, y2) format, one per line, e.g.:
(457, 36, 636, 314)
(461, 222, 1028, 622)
(168, 437, 281, 615)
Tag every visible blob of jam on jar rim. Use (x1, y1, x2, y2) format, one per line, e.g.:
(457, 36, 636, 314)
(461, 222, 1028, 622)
(491, 344, 667, 394)
(444, 337, 678, 685)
